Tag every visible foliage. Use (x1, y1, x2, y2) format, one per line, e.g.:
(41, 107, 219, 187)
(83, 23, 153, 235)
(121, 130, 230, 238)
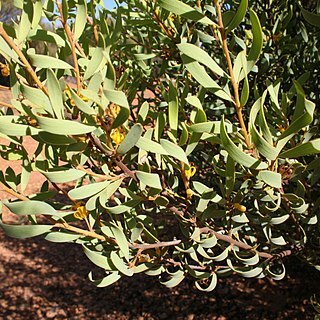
(0, 0, 319, 290)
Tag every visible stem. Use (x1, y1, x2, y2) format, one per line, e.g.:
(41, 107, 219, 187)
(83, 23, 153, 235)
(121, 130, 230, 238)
(0, 181, 28, 201)
(200, 227, 273, 259)
(0, 25, 48, 95)
(0, 100, 14, 109)
(214, 1, 251, 148)
(146, 0, 176, 43)
(56, 1, 82, 93)
(77, 165, 122, 181)
(132, 240, 181, 250)
(88, 133, 137, 181)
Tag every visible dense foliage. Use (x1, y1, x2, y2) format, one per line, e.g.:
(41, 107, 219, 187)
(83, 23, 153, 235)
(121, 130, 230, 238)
(0, 0, 319, 290)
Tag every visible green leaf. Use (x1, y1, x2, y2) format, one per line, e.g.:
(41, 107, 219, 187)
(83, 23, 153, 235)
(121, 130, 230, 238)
(138, 101, 149, 122)
(69, 88, 96, 115)
(257, 171, 282, 188)
(74, 0, 87, 40)
(0, 116, 41, 136)
(89, 271, 121, 287)
(99, 179, 124, 208)
(84, 48, 107, 80)
(39, 168, 86, 183)
(225, 156, 235, 197)
(220, 117, 268, 170)
(251, 125, 279, 160)
(0, 33, 19, 62)
(277, 98, 315, 141)
(160, 139, 189, 165)
(117, 124, 143, 155)
(68, 180, 110, 200)
(29, 29, 66, 47)
(109, 224, 130, 262)
(136, 137, 169, 155)
(83, 245, 112, 269)
(189, 121, 235, 134)
(134, 53, 157, 61)
(32, 0, 43, 29)
(239, 9, 263, 81)
(136, 171, 162, 190)
(61, 0, 68, 22)
(47, 69, 64, 119)
(280, 139, 320, 158)
(158, 0, 216, 25)
(226, 0, 248, 33)
(0, 222, 52, 239)
(168, 82, 178, 135)
(301, 7, 320, 27)
(18, 1, 32, 43)
(45, 231, 80, 243)
(161, 269, 185, 288)
(28, 54, 73, 69)
(3, 200, 58, 216)
(110, 251, 134, 276)
(195, 273, 217, 292)
(39, 132, 77, 146)
(21, 84, 53, 114)
(181, 55, 233, 102)
(177, 43, 226, 77)
(36, 116, 96, 135)
(240, 75, 249, 107)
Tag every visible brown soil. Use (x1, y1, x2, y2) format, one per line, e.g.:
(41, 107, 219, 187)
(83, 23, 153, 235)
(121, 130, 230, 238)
(1, 88, 320, 320)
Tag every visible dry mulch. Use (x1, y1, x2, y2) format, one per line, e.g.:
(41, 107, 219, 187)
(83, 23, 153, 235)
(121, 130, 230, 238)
(1, 88, 320, 320)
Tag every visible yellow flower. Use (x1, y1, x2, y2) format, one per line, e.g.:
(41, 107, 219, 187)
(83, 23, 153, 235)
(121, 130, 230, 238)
(185, 166, 196, 179)
(0, 62, 10, 77)
(186, 188, 193, 199)
(111, 128, 125, 145)
(234, 203, 246, 212)
(106, 104, 121, 119)
(74, 206, 89, 220)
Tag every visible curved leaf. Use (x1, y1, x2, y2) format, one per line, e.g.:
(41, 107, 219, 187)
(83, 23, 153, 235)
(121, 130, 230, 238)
(220, 117, 268, 170)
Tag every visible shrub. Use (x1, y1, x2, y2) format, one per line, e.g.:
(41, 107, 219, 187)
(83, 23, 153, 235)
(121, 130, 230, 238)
(0, 0, 319, 290)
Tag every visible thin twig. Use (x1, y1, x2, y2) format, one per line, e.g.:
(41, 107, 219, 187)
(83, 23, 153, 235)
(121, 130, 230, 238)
(56, 1, 82, 93)
(0, 25, 48, 95)
(88, 133, 137, 181)
(214, 0, 251, 147)
(77, 165, 123, 181)
(0, 100, 14, 109)
(200, 227, 273, 259)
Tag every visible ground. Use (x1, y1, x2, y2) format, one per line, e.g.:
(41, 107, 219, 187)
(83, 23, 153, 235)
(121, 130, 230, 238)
(0, 87, 320, 320)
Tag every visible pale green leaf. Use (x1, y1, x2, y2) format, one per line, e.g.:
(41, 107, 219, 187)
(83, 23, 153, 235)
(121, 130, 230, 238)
(257, 171, 282, 188)
(177, 43, 226, 77)
(47, 69, 64, 119)
(158, 0, 216, 25)
(0, 222, 52, 239)
(74, 0, 87, 40)
(280, 139, 320, 158)
(28, 54, 73, 69)
(220, 117, 268, 170)
(117, 124, 143, 155)
(136, 171, 162, 190)
(109, 224, 130, 261)
(36, 116, 96, 135)
(160, 139, 189, 165)
(226, 0, 248, 33)
(110, 251, 134, 276)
